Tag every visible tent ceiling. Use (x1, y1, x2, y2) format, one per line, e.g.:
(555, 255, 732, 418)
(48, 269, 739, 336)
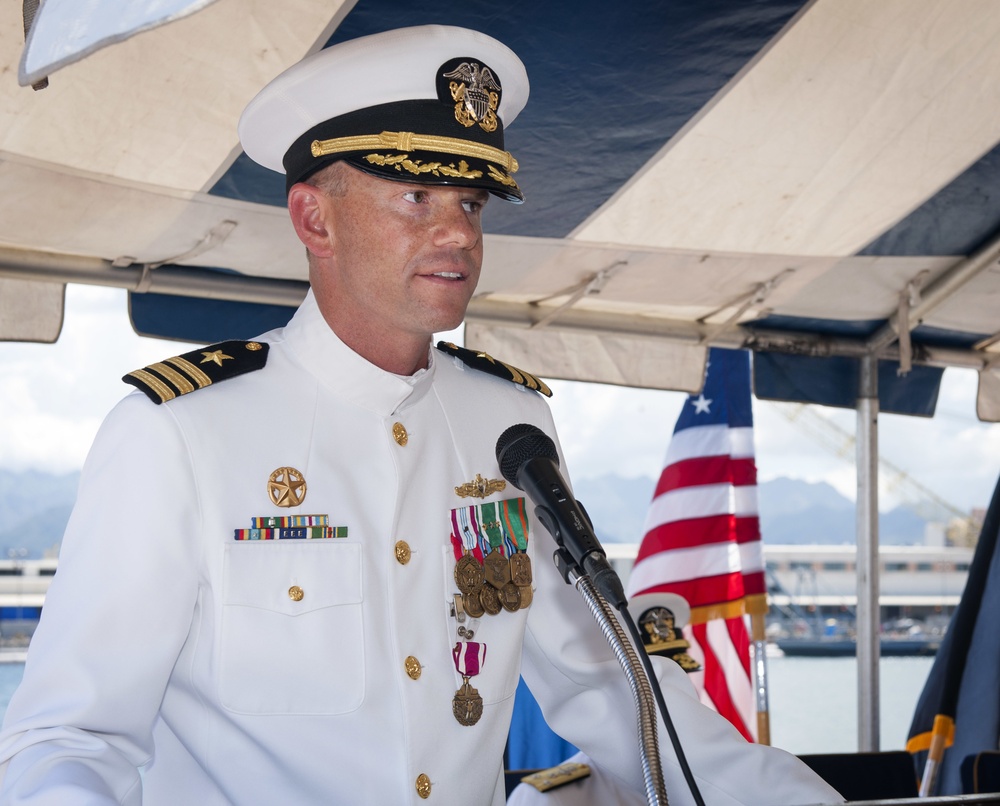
(3, 0, 1000, 418)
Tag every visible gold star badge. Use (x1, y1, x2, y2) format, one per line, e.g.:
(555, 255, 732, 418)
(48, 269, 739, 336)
(200, 349, 233, 366)
(268, 467, 307, 508)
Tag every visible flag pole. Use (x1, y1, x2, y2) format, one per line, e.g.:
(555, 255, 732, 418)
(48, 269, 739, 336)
(750, 607, 771, 745)
(918, 715, 953, 796)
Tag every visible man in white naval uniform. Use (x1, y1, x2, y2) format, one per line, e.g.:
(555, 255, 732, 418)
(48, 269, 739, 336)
(0, 25, 844, 806)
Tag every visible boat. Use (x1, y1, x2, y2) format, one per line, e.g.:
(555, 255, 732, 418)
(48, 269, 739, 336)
(775, 636, 941, 658)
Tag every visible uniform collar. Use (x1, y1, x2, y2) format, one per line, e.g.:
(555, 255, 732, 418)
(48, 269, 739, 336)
(282, 290, 435, 415)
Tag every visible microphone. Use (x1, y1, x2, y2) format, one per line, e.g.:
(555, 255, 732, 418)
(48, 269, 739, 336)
(495, 423, 626, 608)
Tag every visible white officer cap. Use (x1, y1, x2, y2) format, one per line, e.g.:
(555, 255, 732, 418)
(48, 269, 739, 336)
(239, 25, 529, 201)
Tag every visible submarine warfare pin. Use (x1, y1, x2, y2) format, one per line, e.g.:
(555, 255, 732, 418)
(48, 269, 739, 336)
(455, 474, 506, 499)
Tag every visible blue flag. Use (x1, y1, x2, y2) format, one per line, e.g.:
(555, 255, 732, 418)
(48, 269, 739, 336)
(906, 470, 1000, 794)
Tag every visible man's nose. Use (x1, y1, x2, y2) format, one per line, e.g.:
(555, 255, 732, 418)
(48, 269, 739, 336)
(433, 202, 481, 249)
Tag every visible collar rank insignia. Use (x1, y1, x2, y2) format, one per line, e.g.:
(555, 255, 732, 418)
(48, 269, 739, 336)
(436, 342, 552, 397)
(455, 473, 506, 499)
(123, 340, 269, 404)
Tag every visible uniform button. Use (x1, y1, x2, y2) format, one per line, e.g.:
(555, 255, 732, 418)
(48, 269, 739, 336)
(415, 773, 432, 799)
(392, 422, 409, 446)
(405, 656, 422, 680)
(288, 585, 304, 601)
(395, 540, 411, 565)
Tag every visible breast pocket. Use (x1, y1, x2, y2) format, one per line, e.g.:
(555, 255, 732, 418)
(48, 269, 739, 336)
(220, 541, 364, 715)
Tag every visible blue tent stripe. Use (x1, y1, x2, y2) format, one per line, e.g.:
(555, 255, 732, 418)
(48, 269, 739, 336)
(128, 292, 296, 344)
(860, 140, 1000, 258)
(208, 0, 809, 239)
(753, 354, 943, 417)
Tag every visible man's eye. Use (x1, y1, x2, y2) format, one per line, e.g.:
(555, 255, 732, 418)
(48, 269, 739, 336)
(462, 199, 486, 213)
(403, 190, 426, 204)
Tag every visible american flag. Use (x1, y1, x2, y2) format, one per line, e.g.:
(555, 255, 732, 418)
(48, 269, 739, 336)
(626, 347, 767, 741)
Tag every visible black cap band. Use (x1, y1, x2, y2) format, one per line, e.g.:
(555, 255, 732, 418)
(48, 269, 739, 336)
(282, 99, 521, 201)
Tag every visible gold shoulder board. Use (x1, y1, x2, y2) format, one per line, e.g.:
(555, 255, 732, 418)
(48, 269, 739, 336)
(436, 341, 552, 397)
(123, 340, 269, 404)
(520, 761, 592, 792)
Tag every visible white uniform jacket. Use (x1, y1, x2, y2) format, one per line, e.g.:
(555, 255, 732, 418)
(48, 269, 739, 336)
(0, 292, 843, 805)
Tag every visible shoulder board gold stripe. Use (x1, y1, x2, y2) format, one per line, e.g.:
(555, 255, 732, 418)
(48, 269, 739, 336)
(499, 360, 552, 397)
(149, 362, 195, 395)
(126, 369, 176, 404)
(523, 370, 552, 397)
(166, 356, 212, 388)
(501, 361, 526, 386)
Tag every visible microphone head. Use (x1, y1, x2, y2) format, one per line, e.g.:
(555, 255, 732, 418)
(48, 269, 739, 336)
(495, 423, 559, 487)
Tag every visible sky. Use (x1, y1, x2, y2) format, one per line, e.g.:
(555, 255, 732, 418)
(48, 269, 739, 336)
(3, 284, 1000, 519)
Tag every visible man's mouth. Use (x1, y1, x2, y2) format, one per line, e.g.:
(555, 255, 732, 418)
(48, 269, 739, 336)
(430, 271, 465, 280)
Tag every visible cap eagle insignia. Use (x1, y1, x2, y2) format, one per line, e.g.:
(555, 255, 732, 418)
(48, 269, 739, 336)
(443, 61, 500, 132)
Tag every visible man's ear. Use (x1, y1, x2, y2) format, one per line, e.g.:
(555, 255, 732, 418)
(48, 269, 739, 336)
(287, 183, 335, 258)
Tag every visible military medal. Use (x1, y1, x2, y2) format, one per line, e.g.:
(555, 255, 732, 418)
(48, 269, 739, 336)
(481, 503, 512, 589)
(451, 509, 485, 598)
(455, 554, 484, 595)
(509, 551, 532, 587)
(463, 590, 486, 618)
(479, 583, 502, 616)
(499, 581, 521, 612)
(501, 499, 534, 610)
(450, 497, 531, 618)
(483, 548, 510, 588)
(452, 641, 486, 726)
(454, 680, 483, 726)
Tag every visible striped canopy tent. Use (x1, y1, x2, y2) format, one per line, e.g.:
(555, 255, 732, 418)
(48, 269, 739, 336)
(5, 0, 1000, 750)
(3, 0, 1000, 419)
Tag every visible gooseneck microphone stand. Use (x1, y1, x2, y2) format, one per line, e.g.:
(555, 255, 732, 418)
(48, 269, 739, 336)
(553, 546, 668, 806)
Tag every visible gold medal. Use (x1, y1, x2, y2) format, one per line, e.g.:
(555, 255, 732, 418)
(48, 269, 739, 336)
(518, 584, 533, 609)
(500, 581, 521, 613)
(510, 551, 532, 587)
(464, 589, 485, 618)
(455, 553, 485, 596)
(479, 584, 502, 616)
(453, 677, 483, 726)
(483, 547, 511, 589)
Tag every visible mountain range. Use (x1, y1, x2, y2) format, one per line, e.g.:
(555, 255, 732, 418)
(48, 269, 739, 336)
(0, 469, 938, 560)
(573, 474, 931, 546)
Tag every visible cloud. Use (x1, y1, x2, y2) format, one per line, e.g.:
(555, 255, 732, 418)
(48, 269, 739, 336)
(0, 285, 195, 472)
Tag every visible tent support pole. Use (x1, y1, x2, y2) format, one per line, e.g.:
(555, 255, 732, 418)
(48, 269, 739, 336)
(856, 355, 880, 751)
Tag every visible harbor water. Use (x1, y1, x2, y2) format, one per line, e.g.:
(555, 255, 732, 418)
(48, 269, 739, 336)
(0, 654, 934, 754)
